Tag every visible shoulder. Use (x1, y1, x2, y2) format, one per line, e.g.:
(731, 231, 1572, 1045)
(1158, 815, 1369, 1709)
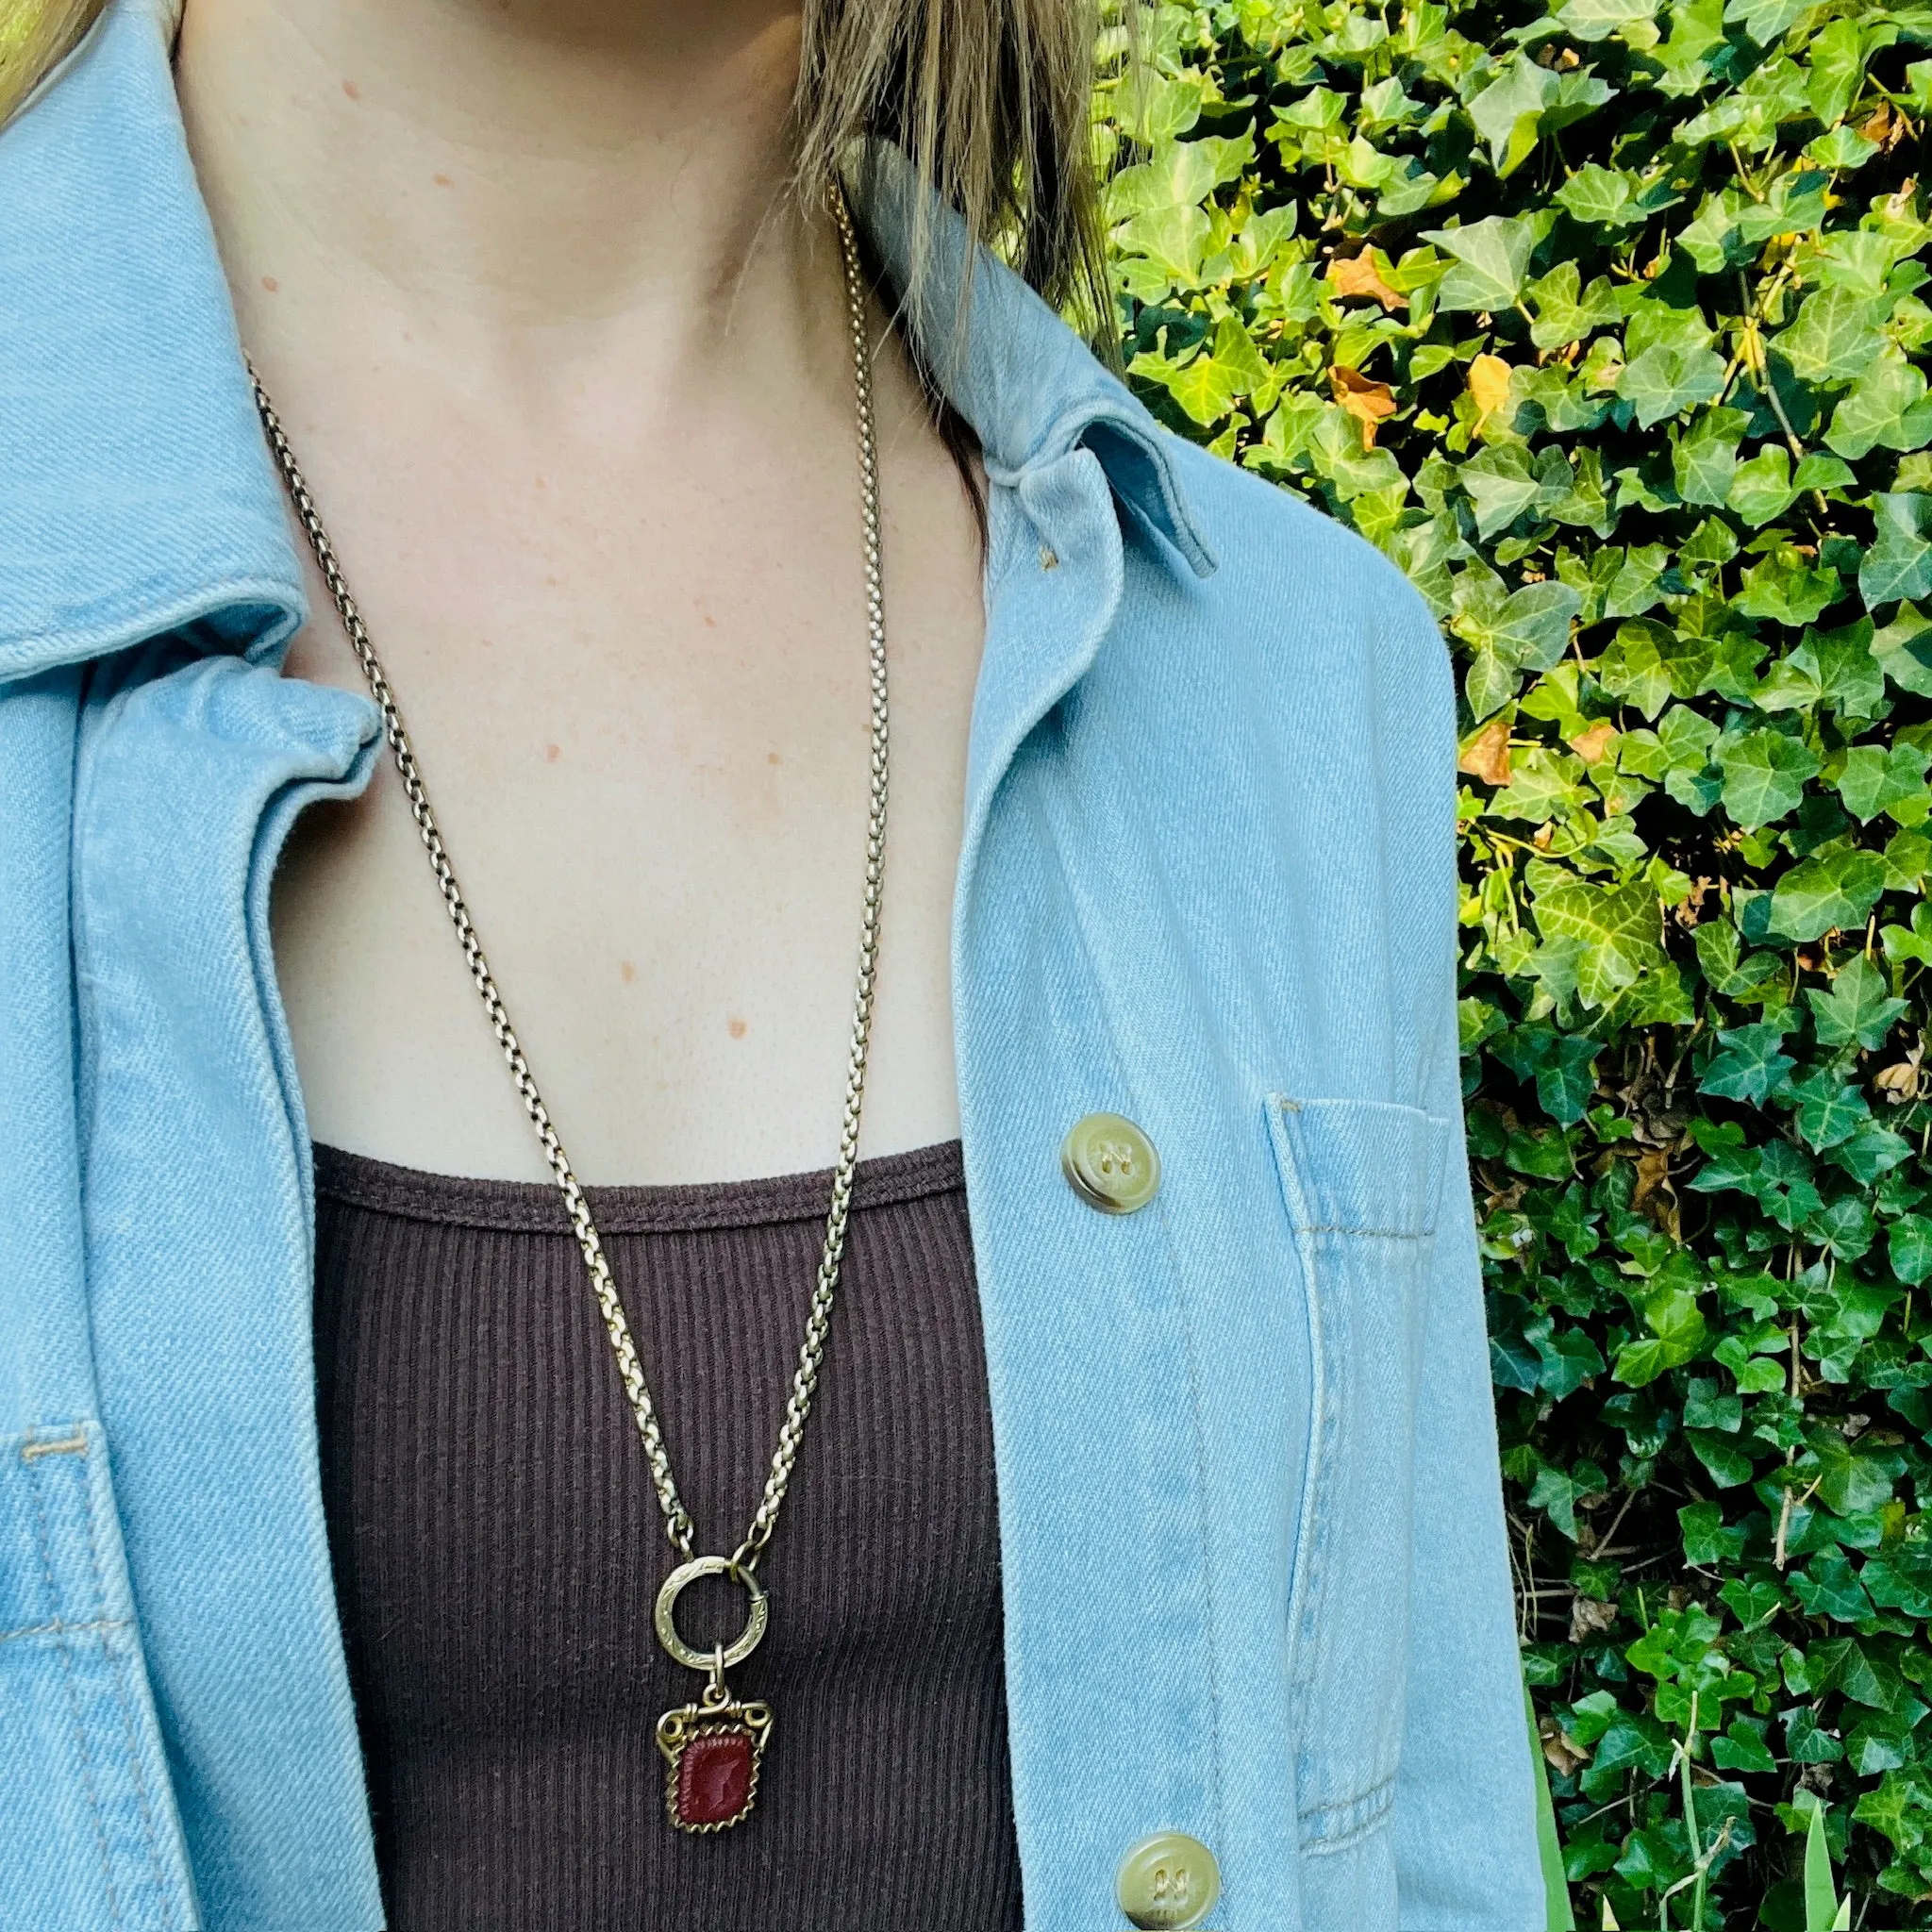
(1163, 430, 1447, 695)
(1132, 429, 1457, 818)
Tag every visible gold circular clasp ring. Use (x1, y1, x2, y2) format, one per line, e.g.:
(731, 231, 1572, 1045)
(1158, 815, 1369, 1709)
(653, 1555, 769, 1673)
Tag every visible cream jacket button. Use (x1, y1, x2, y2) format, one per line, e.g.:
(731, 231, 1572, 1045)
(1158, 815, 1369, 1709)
(1115, 1830, 1220, 1928)
(1061, 1112, 1161, 1213)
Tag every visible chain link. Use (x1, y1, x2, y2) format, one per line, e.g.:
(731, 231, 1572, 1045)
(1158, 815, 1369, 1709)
(252, 189, 887, 1574)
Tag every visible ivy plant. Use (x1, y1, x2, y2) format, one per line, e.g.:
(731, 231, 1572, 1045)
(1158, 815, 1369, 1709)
(1093, 0, 1932, 1920)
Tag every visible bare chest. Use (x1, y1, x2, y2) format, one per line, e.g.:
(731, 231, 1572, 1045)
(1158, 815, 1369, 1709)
(270, 415, 984, 1185)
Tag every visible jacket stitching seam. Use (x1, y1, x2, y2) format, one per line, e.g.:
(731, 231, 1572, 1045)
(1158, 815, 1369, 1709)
(77, 1438, 176, 1922)
(1299, 1773, 1397, 1820)
(1271, 1098, 1329, 1742)
(1301, 1813, 1393, 1855)
(1292, 1224, 1433, 1241)
(25, 1444, 125, 1930)
(1158, 1182, 1229, 1857)
(0, 1616, 134, 1645)
(1298, 1776, 1397, 1853)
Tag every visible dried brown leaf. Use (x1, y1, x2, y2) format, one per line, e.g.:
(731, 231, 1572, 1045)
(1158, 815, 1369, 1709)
(1861, 100, 1898, 151)
(1569, 1594, 1620, 1644)
(1875, 1058, 1922, 1102)
(1568, 720, 1618, 764)
(1630, 1147, 1671, 1214)
(1539, 1716, 1591, 1777)
(1326, 251, 1407, 310)
(1458, 716, 1514, 786)
(1329, 365, 1397, 449)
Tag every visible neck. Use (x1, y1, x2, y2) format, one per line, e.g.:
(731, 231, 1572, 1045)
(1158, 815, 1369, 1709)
(176, 0, 834, 401)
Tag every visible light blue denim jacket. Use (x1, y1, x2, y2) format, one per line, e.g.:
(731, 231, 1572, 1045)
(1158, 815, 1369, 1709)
(0, 3, 1541, 1926)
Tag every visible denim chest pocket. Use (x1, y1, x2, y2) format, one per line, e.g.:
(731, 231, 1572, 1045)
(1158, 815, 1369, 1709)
(1267, 1094, 1452, 1850)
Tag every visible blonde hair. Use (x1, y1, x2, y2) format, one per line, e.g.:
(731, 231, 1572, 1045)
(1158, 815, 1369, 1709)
(0, 0, 112, 124)
(0, 0, 1108, 325)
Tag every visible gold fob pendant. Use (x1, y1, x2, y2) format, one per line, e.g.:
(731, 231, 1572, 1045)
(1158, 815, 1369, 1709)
(657, 1687, 773, 1832)
(654, 1555, 773, 1832)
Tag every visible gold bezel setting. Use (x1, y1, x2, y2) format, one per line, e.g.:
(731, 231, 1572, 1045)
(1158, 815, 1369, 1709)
(657, 1696, 773, 1834)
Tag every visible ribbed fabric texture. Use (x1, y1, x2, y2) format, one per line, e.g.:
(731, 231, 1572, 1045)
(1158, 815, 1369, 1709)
(311, 1139, 1022, 1932)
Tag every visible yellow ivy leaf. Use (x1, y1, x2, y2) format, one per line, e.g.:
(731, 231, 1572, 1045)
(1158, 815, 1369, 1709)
(1326, 250, 1407, 311)
(1469, 352, 1514, 425)
(1330, 365, 1397, 449)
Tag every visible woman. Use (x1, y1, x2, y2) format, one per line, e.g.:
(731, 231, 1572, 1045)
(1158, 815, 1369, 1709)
(0, 0, 1541, 1926)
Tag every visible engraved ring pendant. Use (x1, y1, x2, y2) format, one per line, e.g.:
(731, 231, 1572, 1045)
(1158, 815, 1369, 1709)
(654, 1556, 770, 1673)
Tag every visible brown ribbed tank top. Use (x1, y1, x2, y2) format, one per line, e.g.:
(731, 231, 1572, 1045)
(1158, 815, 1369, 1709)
(311, 1139, 1023, 1932)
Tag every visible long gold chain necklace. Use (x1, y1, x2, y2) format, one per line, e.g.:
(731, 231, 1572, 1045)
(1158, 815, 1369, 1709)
(252, 191, 887, 1835)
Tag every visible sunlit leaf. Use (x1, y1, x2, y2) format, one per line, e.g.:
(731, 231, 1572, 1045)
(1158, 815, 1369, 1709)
(1423, 214, 1539, 311)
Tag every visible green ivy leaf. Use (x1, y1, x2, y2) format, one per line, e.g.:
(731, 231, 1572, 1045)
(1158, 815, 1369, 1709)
(1614, 1284, 1709, 1384)
(1617, 341, 1728, 429)
(1469, 55, 1560, 176)
(1717, 729, 1821, 827)
(1861, 1556, 1932, 1618)
(1807, 956, 1908, 1048)
(1423, 214, 1539, 311)
(1557, 0, 1663, 40)
(1461, 444, 1545, 537)
(1710, 1716, 1780, 1773)
(1677, 406, 1751, 506)
(1724, 0, 1814, 43)
(1807, 1430, 1902, 1517)
(1735, 550, 1843, 626)
(1767, 846, 1889, 941)
(1824, 349, 1932, 459)
(1870, 602, 1932, 695)
(1887, 1214, 1932, 1286)
(1528, 869, 1665, 1006)
(1757, 620, 1884, 718)
(1165, 349, 1242, 425)
(1557, 162, 1642, 226)
(1688, 1428, 1757, 1486)
(1117, 203, 1214, 293)
(1776, 287, 1891, 387)
(1108, 138, 1236, 220)
(1786, 1071, 1873, 1150)
(1836, 742, 1932, 823)
(1529, 1457, 1608, 1536)
(1452, 571, 1583, 715)
(1860, 494, 1932, 608)
(1727, 443, 1803, 524)
(1700, 1023, 1796, 1103)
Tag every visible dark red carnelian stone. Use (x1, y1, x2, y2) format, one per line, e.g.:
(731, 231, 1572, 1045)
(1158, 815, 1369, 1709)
(677, 1729, 755, 1826)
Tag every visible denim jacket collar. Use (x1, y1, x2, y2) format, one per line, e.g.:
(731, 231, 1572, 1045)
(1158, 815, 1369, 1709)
(0, 0, 304, 683)
(0, 0, 1211, 693)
